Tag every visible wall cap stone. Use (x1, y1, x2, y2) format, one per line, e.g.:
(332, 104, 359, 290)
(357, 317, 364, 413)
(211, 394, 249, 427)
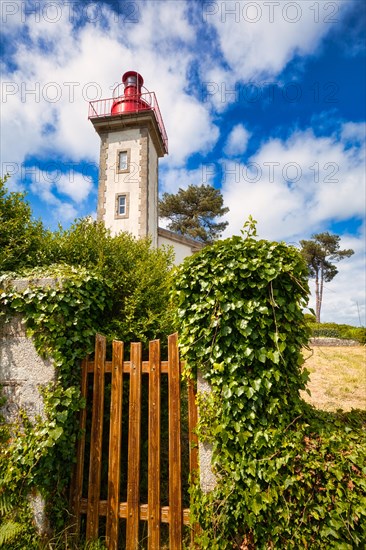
(3, 277, 61, 292)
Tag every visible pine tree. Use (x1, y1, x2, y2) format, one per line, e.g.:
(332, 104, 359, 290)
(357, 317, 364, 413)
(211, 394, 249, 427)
(159, 184, 229, 244)
(300, 232, 354, 322)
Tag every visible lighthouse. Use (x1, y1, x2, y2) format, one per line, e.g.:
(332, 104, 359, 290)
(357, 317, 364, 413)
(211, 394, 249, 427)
(89, 71, 203, 262)
(89, 71, 167, 247)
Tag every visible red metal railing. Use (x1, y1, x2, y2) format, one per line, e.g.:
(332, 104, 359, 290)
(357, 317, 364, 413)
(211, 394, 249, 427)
(88, 92, 168, 154)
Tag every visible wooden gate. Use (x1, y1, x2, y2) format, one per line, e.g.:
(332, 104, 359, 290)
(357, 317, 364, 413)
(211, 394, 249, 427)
(70, 333, 198, 549)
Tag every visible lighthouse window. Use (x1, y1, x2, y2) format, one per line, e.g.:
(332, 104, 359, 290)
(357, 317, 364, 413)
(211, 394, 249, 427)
(119, 151, 127, 170)
(117, 149, 130, 173)
(118, 195, 126, 215)
(115, 193, 130, 219)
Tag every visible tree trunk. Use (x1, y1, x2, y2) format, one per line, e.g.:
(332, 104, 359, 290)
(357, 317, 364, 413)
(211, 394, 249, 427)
(315, 269, 321, 323)
(318, 266, 324, 323)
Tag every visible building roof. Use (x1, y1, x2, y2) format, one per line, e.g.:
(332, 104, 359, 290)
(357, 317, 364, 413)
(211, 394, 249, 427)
(157, 227, 205, 252)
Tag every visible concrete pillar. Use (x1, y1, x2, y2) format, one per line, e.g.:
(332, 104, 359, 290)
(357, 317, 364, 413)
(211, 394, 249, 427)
(197, 371, 216, 493)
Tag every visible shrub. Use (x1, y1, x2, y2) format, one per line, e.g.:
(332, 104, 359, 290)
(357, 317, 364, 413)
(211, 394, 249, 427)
(308, 322, 366, 343)
(173, 220, 366, 548)
(304, 312, 316, 323)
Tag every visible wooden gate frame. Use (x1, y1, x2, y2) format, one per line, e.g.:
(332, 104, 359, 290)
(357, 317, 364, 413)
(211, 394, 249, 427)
(70, 333, 198, 549)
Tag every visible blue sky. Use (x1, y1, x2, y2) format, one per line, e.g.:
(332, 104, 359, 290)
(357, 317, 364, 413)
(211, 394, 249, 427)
(1, 0, 365, 325)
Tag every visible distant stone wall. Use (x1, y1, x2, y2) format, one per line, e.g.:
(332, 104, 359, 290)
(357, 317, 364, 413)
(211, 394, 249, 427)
(310, 337, 361, 347)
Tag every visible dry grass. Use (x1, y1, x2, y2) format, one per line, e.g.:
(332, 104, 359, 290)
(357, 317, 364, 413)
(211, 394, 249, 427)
(301, 345, 366, 412)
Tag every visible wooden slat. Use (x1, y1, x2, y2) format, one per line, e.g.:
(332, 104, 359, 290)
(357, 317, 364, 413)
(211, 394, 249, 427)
(168, 333, 182, 550)
(126, 342, 142, 549)
(86, 334, 106, 540)
(87, 360, 170, 374)
(70, 356, 89, 534)
(80, 499, 190, 525)
(106, 341, 124, 549)
(148, 339, 161, 549)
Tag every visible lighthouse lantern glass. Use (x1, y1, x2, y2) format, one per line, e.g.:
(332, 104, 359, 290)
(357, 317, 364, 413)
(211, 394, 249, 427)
(125, 75, 137, 87)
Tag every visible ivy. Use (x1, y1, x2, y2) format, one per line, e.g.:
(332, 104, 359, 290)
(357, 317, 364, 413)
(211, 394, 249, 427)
(0, 265, 111, 537)
(2, 266, 111, 381)
(173, 223, 366, 548)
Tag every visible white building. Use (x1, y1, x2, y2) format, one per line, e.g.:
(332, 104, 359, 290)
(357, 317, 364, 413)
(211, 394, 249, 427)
(89, 71, 203, 262)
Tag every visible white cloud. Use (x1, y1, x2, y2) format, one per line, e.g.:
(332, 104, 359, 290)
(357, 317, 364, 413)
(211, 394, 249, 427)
(29, 168, 59, 206)
(56, 172, 93, 203)
(53, 202, 78, 223)
(27, 167, 93, 204)
(222, 126, 366, 241)
(0, 0, 27, 33)
(164, 96, 219, 165)
(341, 121, 366, 144)
(127, 1, 195, 46)
(160, 165, 214, 194)
(224, 124, 251, 156)
(221, 125, 365, 326)
(23, 166, 90, 222)
(203, 0, 352, 80)
(201, 1, 354, 110)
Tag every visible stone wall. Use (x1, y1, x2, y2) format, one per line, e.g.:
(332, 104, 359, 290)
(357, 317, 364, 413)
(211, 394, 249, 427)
(0, 278, 57, 425)
(0, 315, 55, 425)
(0, 278, 57, 536)
(310, 337, 361, 346)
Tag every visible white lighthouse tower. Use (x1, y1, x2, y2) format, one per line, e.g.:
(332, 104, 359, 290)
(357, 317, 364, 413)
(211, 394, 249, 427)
(89, 71, 167, 247)
(89, 71, 203, 262)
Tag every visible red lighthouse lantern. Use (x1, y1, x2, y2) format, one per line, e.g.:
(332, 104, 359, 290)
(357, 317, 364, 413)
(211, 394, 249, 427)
(111, 71, 151, 114)
(88, 70, 168, 154)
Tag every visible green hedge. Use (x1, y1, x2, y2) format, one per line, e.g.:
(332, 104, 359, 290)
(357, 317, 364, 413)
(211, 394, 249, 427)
(308, 322, 366, 344)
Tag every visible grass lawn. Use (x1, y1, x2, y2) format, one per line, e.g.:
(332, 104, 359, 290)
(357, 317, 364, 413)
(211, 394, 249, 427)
(301, 345, 366, 411)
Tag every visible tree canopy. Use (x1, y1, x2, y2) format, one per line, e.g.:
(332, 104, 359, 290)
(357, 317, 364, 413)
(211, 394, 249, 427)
(159, 184, 229, 243)
(0, 176, 47, 272)
(300, 232, 354, 323)
(0, 176, 174, 343)
(44, 219, 175, 342)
